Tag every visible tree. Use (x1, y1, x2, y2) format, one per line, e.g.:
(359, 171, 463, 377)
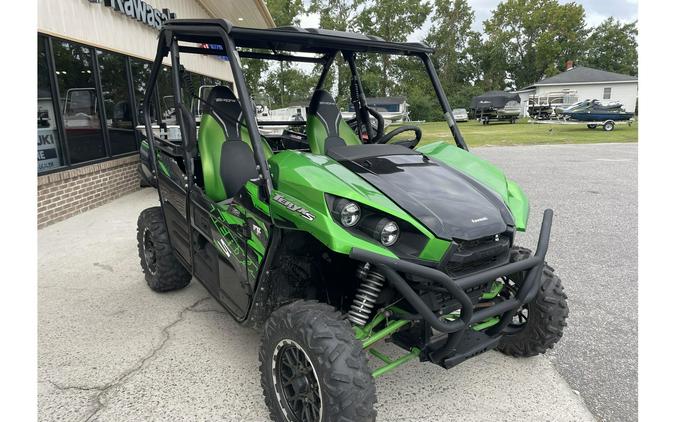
(264, 0, 307, 100)
(261, 66, 315, 108)
(266, 0, 304, 26)
(483, 0, 588, 88)
(306, 0, 363, 106)
(425, 0, 478, 87)
(422, 0, 484, 108)
(582, 18, 637, 76)
(355, 0, 431, 96)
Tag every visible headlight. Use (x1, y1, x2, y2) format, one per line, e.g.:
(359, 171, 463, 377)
(379, 220, 399, 246)
(334, 198, 361, 227)
(326, 194, 421, 252)
(361, 216, 400, 246)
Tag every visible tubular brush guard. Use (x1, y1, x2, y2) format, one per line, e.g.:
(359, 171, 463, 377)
(350, 209, 553, 366)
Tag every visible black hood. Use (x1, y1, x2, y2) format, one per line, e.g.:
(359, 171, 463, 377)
(328, 145, 513, 241)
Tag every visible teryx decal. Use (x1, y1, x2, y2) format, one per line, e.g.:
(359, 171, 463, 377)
(273, 194, 315, 221)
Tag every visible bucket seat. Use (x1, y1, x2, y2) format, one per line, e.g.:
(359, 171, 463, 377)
(197, 85, 273, 202)
(306, 89, 362, 155)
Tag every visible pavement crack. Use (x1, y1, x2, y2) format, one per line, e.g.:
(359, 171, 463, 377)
(47, 380, 105, 392)
(81, 296, 211, 422)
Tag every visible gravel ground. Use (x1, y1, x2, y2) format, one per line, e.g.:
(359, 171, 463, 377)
(474, 142, 638, 422)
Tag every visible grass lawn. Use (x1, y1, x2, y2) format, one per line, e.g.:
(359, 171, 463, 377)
(391, 119, 638, 148)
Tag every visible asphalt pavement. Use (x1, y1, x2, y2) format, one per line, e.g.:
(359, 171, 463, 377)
(475, 143, 638, 422)
(38, 142, 637, 421)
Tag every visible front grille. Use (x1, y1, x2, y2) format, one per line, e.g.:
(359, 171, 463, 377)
(445, 233, 511, 278)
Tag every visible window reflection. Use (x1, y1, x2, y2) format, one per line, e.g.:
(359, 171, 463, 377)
(53, 40, 106, 164)
(97, 50, 136, 155)
(130, 58, 156, 125)
(38, 36, 63, 172)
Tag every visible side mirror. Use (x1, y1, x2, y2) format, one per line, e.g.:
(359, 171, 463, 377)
(219, 141, 259, 200)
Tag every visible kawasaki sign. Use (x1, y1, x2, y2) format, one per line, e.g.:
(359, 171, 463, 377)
(101, 0, 176, 31)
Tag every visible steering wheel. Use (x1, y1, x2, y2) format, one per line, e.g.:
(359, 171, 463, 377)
(375, 125, 423, 149)
(365, 107, 385, 142)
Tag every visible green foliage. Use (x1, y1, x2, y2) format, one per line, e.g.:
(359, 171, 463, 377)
(483, 0, 588, 88)
(254, 0, 637, 122)
(265, 0, 305, 26)
(261, 66, 316, 108)
(355, 0, 431, 96)
(425, 0, 479, 89)
(581, 18, 638, 76)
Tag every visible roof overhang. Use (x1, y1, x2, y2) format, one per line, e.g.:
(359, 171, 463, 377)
(195, 0, 275, 28)
(533, 80, 638, 87)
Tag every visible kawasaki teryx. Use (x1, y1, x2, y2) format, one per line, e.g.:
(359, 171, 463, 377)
(136, 19, 568, 422)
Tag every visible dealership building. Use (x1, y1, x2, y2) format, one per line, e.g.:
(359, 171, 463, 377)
(37, 0, 274, 227)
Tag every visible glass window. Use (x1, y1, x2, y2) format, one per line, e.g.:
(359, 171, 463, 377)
(53, 40, 106, 164)
(157, 65, 177, 125)
(603, 87, 612, 99)
(97, 50, 137, 155)
(130, 58, 156, 125)
(38, 36, 64, 172)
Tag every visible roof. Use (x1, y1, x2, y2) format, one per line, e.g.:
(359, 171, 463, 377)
(164, 19, 434, 55)
(195, 0, 275, 29)
(529, 66, 637, 87)
(470, 91, 521, 110)
(366, 97, 406, 105)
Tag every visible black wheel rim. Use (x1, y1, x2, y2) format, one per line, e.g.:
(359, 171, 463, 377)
(143, 228, 158, 275)
(501, 277, 529, 334)
(272, 339, 322, 422)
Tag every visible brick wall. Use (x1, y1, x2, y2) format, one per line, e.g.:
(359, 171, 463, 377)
(37, 155, 141, 228)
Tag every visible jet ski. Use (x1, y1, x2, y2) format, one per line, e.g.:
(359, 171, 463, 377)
(559, 99, 634, 121)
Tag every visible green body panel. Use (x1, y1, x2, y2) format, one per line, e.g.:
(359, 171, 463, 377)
(416, 141, 530, 231)
(268, 150, 443, 259)
(306, 114, 361, 155)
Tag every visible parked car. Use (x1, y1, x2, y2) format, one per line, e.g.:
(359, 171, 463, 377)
(453, 108, 469, 122)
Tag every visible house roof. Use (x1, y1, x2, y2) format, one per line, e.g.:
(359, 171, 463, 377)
(525, 66, 637, 89)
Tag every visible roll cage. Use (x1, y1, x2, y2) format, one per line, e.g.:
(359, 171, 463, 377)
(142, 18, 467, 205)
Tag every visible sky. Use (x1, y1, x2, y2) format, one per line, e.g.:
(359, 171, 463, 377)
(299, 0, 638, 41)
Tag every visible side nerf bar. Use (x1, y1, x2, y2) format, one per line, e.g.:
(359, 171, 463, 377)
(349, 209, 553, 335)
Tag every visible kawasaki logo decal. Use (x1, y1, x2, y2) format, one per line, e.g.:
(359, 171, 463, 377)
(273, 194, 315, 221)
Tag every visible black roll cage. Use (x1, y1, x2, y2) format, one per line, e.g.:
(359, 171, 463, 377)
(142, 18, 467, 205)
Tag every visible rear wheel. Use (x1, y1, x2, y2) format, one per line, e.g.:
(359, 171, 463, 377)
(497, 246, 568, 357)
(587, 124, 597, 129)
(603, 121, 615, 131)
(260, 300, 376, 422)
(137, 207, 191, 292)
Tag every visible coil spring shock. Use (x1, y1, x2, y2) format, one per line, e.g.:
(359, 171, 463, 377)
(348, 263, 385, 326)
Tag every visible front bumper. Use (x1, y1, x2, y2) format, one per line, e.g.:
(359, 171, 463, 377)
(350, 209, 553, 367)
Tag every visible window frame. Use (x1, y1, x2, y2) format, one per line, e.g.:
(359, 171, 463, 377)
(603, 87, 612, 100)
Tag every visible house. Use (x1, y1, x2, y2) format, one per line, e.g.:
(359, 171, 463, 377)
(515, 63, 638, 116)
(348, 97, 409, 121)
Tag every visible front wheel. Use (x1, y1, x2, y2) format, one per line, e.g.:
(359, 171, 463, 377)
(497, 246, 568, 357)
(259, 300, 376, 422)
(137, 207, 191, 292)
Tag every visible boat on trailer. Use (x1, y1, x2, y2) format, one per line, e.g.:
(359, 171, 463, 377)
(559, 99, 634, 122)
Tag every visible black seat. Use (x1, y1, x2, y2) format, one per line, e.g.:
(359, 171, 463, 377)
(197, 86, 272, 202)
(306, 89, 362, 155)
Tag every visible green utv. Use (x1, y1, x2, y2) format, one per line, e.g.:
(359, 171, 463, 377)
(136, 19, 568, 422)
